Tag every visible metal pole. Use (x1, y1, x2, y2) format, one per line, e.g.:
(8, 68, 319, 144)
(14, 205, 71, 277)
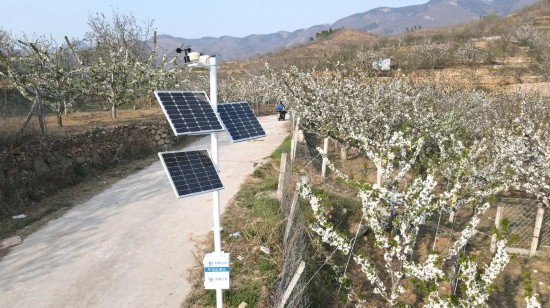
(208, 56, 223, 308)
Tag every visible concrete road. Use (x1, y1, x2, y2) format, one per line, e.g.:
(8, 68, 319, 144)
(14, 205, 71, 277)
(0, 116, 288, 308)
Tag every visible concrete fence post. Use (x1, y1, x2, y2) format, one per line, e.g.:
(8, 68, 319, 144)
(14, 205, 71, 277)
(530, 206, 545, 257)
(490, 205, 503, 254)
(277, 261, 306, 308)
(277, 152, 288, 201)
(340, 145, 347, 162)
(290, 117, 300, 161)
(321, 137, 329, 177)
(448, 194, 457, 223)
(284, 185, 300, 245)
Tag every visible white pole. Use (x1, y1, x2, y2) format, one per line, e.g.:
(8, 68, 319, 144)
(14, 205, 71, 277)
(530, 206, 545, 257)
(490, 205, 503, 254)
(209, 56, 219, 171)
(208, 56, 223, 308)
(322, 137, 329, 177)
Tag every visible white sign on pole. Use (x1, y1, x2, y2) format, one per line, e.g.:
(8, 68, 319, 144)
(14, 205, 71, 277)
(203, 252, 230, 290)
(372, 58, 391, 71)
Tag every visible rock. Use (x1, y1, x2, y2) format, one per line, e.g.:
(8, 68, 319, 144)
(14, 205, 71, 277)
(259, 246, 271, 255)
(76, 157, 86, 164)
(349, 222, 368, 237)
(229, 232, 241, 238)
(61, 157, 74, 170)
(12, 214, 26, 219)
(0, 158, 15, 171)
(1, 236, 22, 250)
(238, 302, 248, 308)
(20, 160, 33, 170)
(157, 139, 165, 146)
(91, 152, 102, 165)
(154, 134, 161, 141)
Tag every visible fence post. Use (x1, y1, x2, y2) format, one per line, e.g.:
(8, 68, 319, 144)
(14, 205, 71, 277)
(490, 205, 503, 253)
(277, 261, 306, 308)
(448, 194, 457, 223)
(290, 116, 300, 161)
(321, 137, 329, 177)
(277, 153, 289, 201)
(284, 185, 300, 245)
(340, 145, 347, 162)
(530, 206, 545, 257)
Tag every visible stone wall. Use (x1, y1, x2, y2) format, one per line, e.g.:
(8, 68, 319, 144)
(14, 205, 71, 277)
(0, 120, 175, 187)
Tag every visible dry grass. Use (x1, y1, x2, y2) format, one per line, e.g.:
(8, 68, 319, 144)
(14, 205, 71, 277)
(298, 142, 550, 306)
(184, 145, 289, 307)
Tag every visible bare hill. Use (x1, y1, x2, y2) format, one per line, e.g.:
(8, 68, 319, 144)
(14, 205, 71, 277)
(155, 0, 539, 60)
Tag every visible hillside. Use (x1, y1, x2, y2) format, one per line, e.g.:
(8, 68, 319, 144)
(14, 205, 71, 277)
(155, 0, 539, 60)
(155, 24, 329, 61)
(332, 0, 538, 35)
(222, 29, 380, 75)
(219, 0, 550, 100)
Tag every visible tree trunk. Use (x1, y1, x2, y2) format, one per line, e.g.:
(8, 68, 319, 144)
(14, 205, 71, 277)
(19, 96, 38, 135)
(56, 101, 64, 127)
(111, 104, 117, 118)
(63, 99, 69, 116)
(37, 91, 46, 133)
(56, 113, 63, 127)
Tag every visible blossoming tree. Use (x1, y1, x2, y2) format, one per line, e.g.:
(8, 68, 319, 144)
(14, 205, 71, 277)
(259, 63, 545, 306)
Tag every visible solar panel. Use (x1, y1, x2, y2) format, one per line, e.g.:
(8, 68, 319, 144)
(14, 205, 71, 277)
(155, 91, 224, 136)
(159, 150, 224, 198)
(217, 101, 266, 142)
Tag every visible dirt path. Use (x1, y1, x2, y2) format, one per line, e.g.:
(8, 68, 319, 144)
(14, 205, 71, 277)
(0, 116, 289, 308)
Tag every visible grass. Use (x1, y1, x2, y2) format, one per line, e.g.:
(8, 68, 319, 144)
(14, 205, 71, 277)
(185, 140, 290, 307)
(0, 202, 71, 239)
(271, 136, 291, 162)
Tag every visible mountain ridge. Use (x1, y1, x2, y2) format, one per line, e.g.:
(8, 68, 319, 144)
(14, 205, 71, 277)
(156, 0, 538, 60)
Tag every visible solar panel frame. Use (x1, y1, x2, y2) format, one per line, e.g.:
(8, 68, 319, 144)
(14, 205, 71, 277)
(217, 101, 267, 143)
(155, 90, 225, 136)
(158, 149, 224, 199)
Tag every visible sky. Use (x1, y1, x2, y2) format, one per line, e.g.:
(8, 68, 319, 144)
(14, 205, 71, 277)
(1, 0, 428, 42)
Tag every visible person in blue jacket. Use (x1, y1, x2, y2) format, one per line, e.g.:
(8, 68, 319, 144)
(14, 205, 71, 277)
(276, 101, 286, 121)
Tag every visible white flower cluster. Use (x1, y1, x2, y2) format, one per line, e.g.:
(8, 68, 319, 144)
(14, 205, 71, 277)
(492, 107, 549, 208)
(446, 203, 490, 259)
(263, 64, 547, 306)
(525, 294, 541, 308)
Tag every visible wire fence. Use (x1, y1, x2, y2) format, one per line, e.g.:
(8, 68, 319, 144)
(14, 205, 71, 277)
(499, 197, 540, 249)
(273, 150, 309, 308)
(0, 88, 32, 117)
(275, 113, 549, 306)
(540, 207, 550, 248)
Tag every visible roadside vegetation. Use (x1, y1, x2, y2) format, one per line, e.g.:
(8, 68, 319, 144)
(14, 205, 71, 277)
(1, 1, 549, 306)
(185, 137, 291, 307)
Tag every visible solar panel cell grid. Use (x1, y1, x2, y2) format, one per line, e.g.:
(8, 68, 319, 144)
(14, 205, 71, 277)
(155, 91, 224, 136)
(159, 150, 223, 198)
(217, 101, 266, 142)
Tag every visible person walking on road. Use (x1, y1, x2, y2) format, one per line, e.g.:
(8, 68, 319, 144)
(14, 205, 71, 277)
(276, 101, 286, 121)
